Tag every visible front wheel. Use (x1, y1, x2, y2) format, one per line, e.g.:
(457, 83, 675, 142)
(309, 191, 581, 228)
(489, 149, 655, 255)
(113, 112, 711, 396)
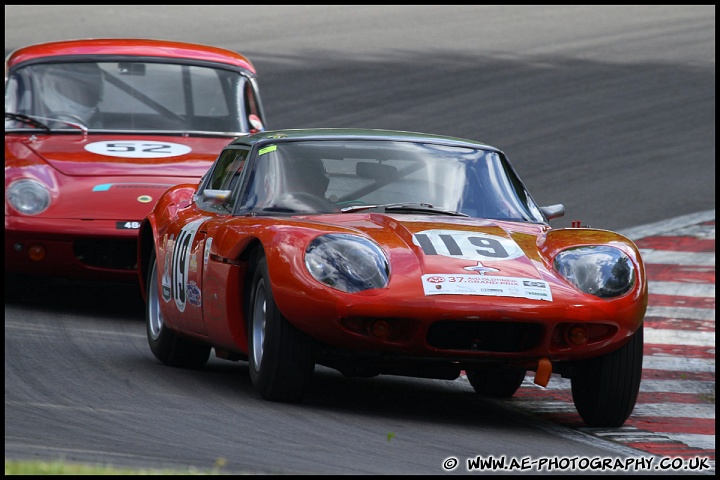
(146, 249, 210, 369)
(571, 325, 644, 427)
(247, 254, 316, 402)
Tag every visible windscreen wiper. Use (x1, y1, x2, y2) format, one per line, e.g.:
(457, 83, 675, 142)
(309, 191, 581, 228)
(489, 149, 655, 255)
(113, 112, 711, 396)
(5, 112, 88, 134)
(5, 112, 51, 131)
(340, 202, 468, 217)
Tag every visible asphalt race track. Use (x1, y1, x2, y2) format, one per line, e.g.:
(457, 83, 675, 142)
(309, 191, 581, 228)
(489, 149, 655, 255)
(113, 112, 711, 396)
(4, 5, 715, 475)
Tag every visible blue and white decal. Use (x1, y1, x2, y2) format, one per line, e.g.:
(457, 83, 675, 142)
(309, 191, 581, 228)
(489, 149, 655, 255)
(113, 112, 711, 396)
(413, 229, 524, 261)
(186, 281, 202, 308)
(85, 140, 191, 158)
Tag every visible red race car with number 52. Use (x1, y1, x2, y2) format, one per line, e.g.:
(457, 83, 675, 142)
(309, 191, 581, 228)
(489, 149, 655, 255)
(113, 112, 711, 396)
(138, 128, 647, 427)
(5, 38, 267, 295)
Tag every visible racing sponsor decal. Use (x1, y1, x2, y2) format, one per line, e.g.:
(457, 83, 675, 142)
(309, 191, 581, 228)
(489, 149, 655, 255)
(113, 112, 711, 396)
(258, 144, 277, 155)
(85, 140, 191, 158)
(161, 249, 172, 303)
(92, 183, 173, 192)
(413, 230, 524, 261)
(186, 281, 202, 308)
(421, 274, 553, 301)
(168, 218, 207, 312)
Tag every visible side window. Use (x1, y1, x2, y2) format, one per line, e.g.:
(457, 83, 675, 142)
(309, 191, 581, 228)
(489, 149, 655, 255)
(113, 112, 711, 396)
(198, 147, 249, 212)
(209, 148, 248, 190)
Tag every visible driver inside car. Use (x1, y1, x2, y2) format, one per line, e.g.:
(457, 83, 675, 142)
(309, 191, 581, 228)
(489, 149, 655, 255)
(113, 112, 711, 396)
(278, 156, 338, 212)
(282, 157, 330, 200)
(38, 62, 104, 127)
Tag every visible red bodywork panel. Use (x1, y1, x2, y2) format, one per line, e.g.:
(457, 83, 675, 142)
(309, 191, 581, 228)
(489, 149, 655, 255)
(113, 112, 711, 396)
(5, 38, 256, 73)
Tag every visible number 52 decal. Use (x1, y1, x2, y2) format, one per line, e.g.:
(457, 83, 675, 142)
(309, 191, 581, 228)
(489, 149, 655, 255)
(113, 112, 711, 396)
(85, 140, 192, 158)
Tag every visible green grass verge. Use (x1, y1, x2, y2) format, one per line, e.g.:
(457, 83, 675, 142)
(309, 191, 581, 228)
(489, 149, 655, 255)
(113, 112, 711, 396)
(5, 459, 223, 475)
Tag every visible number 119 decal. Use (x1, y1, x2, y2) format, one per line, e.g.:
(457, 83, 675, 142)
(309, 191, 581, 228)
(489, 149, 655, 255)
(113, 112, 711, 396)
(413, 230, 524, 261)
(169, 218, 207, 312)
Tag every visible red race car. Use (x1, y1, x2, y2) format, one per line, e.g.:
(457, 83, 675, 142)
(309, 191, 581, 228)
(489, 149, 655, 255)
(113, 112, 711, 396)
(138, 128, 647, 427)
(5, 38, 267, 292)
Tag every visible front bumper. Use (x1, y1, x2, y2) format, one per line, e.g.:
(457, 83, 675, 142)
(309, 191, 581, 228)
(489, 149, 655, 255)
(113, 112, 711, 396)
(5, 216, 140, 281)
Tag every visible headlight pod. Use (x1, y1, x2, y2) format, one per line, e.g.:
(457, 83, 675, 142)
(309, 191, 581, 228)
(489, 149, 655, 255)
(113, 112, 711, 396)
(554, 245, 635, 298)
(6, 179, 51, 215)
(305, 234, 390, 293)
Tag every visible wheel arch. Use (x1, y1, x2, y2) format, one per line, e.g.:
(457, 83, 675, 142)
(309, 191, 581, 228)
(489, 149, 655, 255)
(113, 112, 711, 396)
(137, 217, 157, 303)
(239, 239, 265, 320)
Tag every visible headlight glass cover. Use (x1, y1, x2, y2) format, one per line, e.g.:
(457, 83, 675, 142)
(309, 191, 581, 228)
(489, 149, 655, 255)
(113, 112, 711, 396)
(554, 245, 635, 298)
(305, 234, 390, 293)
(6, 179, 51, 215)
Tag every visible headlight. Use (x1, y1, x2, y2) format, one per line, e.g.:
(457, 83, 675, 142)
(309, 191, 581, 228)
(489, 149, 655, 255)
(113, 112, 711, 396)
(554, 245, 635, 298)
(305, 234, 390, 293)
(6, 179, 51, 215)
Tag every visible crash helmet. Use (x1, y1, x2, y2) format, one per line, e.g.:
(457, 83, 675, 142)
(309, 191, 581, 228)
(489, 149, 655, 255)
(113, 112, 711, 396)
(283, 157, 330, 196)
(39, 62, 103, 123)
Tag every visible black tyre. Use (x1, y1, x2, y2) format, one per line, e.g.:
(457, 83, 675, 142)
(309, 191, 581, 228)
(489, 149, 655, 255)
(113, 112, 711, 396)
(571, 325, 644, 427)
(247, 254, 316, 402)
(466, 367, 526, 398)
(146, 249, 210, 369)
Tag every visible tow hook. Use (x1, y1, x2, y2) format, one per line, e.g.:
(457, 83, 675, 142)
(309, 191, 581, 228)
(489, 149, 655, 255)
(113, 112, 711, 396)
(534, 357, 552, 387)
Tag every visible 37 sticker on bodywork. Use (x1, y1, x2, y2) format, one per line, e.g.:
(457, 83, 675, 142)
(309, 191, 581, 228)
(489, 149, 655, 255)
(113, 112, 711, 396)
(421, 274, 552, 301)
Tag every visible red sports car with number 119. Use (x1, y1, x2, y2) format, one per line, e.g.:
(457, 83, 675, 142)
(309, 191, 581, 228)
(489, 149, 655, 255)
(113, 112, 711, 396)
(138, 128, 647, 428)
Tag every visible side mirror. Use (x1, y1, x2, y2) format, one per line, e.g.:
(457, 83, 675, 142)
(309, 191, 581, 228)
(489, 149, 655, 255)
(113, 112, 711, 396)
(540, 204, 565, 220)
(202, 189, 231, 204)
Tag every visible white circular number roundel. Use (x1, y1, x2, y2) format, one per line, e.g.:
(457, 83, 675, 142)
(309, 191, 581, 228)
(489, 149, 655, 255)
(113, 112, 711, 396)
(169, 218, 206, 313)
(85, 140, 192, 158)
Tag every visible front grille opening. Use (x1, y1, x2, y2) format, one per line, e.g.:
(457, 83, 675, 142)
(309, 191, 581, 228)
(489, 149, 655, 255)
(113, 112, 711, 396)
(74, 239, 137, 270)
(427, 320, 544, 353)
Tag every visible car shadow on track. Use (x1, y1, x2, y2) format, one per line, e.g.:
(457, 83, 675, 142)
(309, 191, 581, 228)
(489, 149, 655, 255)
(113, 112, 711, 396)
(5, 274, 145, 318)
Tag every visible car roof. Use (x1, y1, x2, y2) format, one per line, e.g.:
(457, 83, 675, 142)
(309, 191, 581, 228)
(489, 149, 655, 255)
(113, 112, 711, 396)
(5, 38, 257, 73)
(231, 128, 500, 152)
